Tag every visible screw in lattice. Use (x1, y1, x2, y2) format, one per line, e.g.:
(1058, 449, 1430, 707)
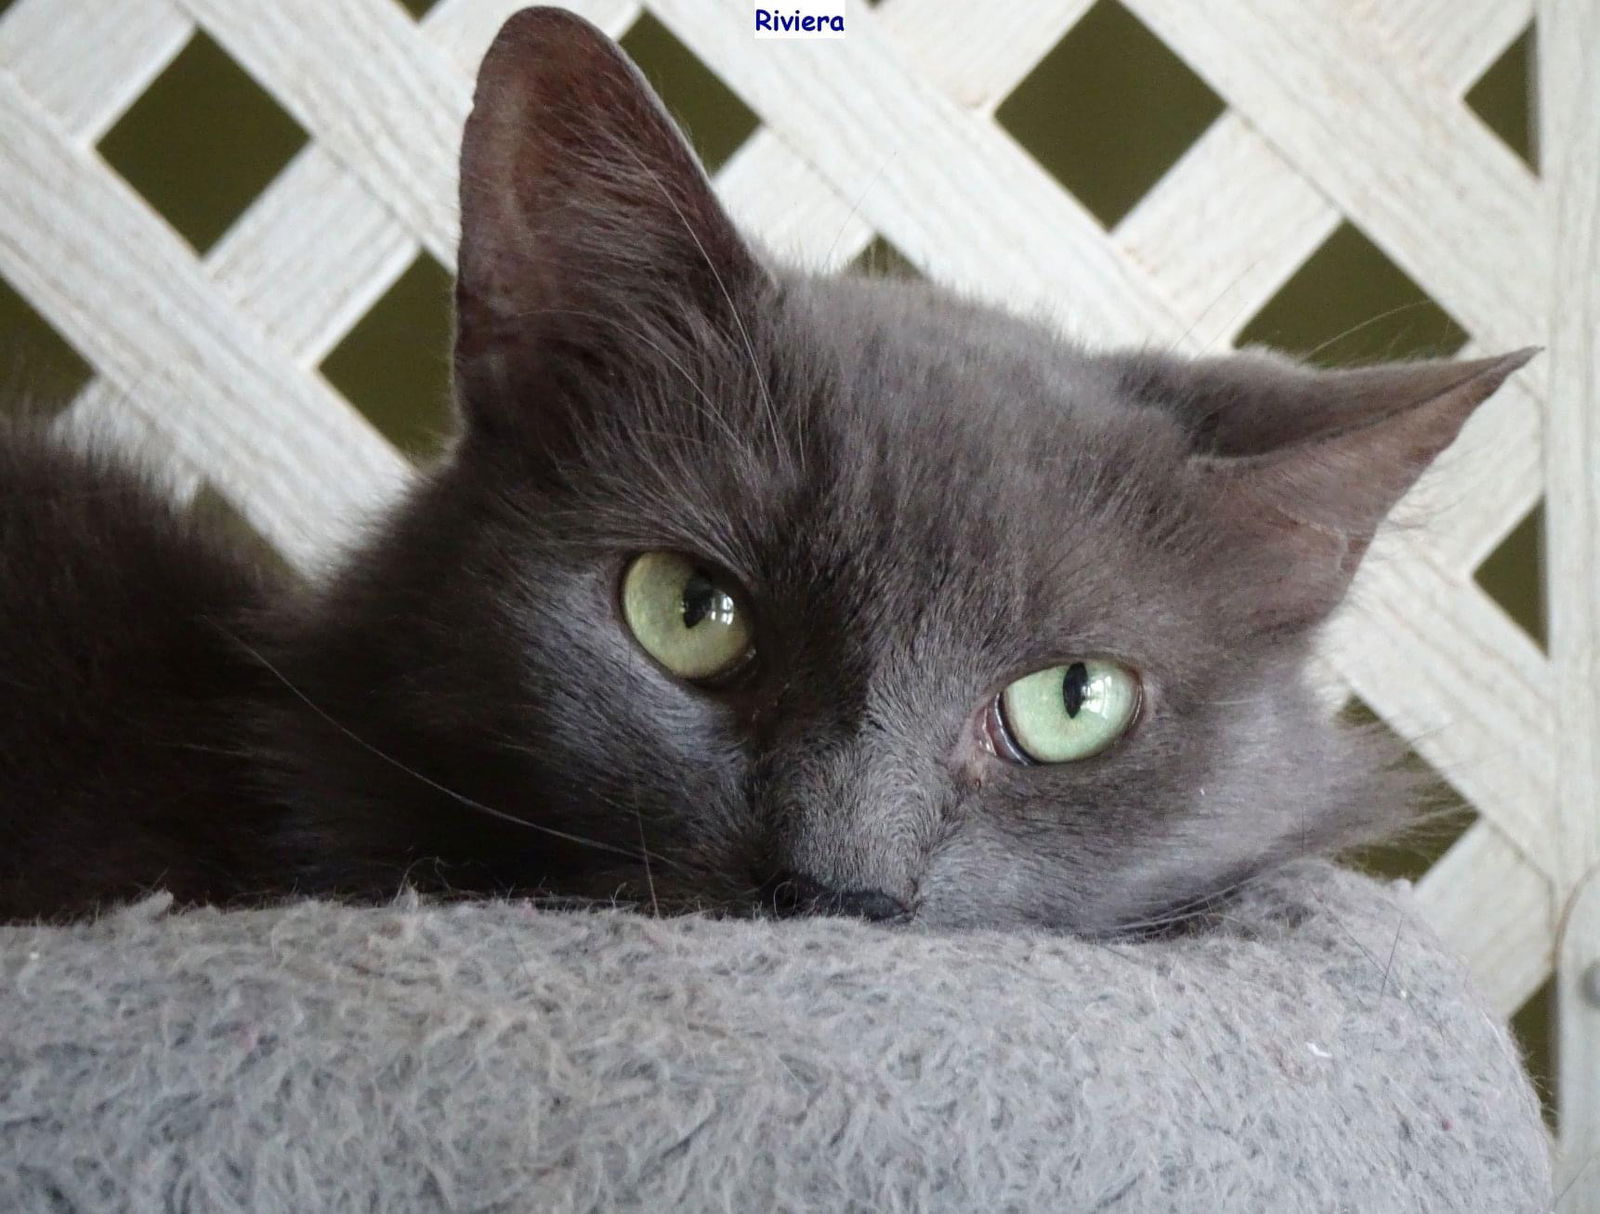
(1584, 960, 1600, 1009)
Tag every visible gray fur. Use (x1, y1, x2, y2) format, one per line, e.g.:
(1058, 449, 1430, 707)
(0, 8, 1533, 932)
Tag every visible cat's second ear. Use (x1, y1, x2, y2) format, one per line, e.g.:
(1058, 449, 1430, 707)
(453, 8, 761, 432)
(1170, 349, 1536, 631)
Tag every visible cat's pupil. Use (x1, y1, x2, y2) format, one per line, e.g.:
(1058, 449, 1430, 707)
(681, 571, 733, 630)
(1063, 662, 1090, 719)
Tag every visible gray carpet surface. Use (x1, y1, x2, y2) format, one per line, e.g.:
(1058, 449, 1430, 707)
(0, 861, 1551, 1212)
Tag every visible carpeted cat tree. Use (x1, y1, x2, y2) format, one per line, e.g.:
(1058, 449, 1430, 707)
(0, 861, 1551, 1212)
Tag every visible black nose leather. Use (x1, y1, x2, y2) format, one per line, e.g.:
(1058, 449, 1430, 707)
(761, 872, 909, 922)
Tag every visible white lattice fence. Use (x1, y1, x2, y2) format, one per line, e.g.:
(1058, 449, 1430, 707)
(0, 0, 1595, 1200)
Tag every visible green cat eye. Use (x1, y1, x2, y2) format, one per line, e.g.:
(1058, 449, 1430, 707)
(996, 660, 1140, 764)
(621, 552, 754, 682)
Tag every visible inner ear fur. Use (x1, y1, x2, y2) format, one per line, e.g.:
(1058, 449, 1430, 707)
(453, 7, 763, 430)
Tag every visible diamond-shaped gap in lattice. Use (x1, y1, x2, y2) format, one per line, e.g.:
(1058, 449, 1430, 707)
(620, 12, 760, 174)
(394, 0, 438, 18)
(97, 31, 308, 255)
(1473, 502, 1545, 651)
(1510, 977, 1556, 1129)
(1465, 25, 1535, 171)
(1341, 696, 1478, 888)
(0, 274, 94, 418)
(189, 483, 295, 581)
(1235, 222, 1468, 366)
(850, 235, 922, 280)
(320, 252, 455, 462)
(995, 1, 1223, 229)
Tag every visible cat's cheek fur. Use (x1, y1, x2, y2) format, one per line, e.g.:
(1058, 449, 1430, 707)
(906, 651, 1396, 933)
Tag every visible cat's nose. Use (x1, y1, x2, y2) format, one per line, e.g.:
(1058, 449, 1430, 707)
(759, 871, 910, 923)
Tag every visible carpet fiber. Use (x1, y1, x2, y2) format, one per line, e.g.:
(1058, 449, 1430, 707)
(0, 861, 1551, 1212)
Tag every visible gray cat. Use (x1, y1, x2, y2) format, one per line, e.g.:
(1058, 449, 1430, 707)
(0, 8, 1531, 930)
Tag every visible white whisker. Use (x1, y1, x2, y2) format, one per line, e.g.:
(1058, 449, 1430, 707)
(214, 626, 660, 870)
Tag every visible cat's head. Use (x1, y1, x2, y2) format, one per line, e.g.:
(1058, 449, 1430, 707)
(273, 8, 1531, 933)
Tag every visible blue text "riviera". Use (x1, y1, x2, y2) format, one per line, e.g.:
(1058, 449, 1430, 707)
(755, 9, 846, 33)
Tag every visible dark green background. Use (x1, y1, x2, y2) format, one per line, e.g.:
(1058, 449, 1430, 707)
(0, 0, 1551, 1115)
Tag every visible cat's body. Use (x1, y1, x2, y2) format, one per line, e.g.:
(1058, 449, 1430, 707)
(0, 9, 1532, 930)
(0, 428, 284, 917)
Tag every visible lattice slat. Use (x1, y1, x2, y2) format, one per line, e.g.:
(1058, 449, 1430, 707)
(655, 0, 1189, 342)
(0, 67, 407, 566)
(1416, 822, 1552, 1015)
(427, 0, 643, 71)
(876, 0, 1095, 115)
(1375, 0, 1534, 89)
(205, 147, 419, 364)
(1115, 114, 1334, 351)
(182, 0, 467, 264)
(1126, 0, 1543, 343)
(0, 0, 191, 142)
(1540, 0, 1600, 1198)
(1331, 554, 1552, 868)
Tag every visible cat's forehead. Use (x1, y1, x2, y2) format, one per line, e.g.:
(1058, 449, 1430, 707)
(506, 273, 1199, 650)
(772, 275, 1190, 532)
(717, 278, 1200, 648)
(783, 274, 1134, 432)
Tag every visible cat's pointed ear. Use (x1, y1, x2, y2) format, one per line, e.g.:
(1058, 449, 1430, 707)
(1183, 349, 1535, 630)
(453, 7, 762, 431)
